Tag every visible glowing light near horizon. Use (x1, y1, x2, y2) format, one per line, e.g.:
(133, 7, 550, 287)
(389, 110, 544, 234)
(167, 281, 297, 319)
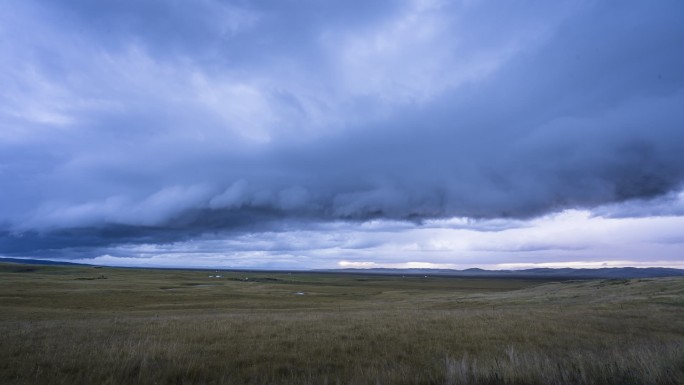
(22, 207, 684, 270)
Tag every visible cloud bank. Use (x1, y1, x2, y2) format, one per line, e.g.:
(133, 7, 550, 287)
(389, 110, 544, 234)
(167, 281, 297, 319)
(1, 0, 684, 265)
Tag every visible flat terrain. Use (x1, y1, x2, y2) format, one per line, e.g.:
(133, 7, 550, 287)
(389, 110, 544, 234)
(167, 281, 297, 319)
(1, 263, 683, 384)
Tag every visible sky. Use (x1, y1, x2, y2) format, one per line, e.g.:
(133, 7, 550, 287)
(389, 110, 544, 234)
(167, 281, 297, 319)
(1, 0, 684, 270)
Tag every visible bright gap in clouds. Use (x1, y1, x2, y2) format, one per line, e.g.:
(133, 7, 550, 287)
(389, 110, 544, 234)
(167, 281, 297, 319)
(69, 208, 684, 270)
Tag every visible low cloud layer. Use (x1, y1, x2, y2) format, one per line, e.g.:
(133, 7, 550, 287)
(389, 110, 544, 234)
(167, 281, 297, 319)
(1, 1, 684, 262)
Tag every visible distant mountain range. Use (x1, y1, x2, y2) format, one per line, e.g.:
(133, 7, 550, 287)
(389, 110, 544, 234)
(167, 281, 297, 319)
(321, 267, 684, 279)
(0, 257, 87, 266)
(2, 257, 683, 279)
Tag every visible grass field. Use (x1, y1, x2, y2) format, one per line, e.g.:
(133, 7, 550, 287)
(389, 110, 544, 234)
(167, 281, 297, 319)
(1, 263, 683, 385)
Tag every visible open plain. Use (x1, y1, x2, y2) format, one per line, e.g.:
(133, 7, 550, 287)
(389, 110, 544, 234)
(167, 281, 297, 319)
(1, 263, 683, 385)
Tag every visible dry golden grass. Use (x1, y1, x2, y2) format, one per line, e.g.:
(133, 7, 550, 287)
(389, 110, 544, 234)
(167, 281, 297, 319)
(1, 263, 683, 384)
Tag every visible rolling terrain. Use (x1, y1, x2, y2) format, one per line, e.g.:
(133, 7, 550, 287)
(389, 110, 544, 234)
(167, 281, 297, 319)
(1, 262, 683, 384)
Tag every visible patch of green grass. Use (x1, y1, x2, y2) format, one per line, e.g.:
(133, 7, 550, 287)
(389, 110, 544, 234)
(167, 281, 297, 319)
(1, 263, 683, 384)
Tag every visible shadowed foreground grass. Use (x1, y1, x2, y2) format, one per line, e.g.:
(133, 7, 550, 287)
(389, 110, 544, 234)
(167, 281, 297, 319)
(1, 264, 683, 384)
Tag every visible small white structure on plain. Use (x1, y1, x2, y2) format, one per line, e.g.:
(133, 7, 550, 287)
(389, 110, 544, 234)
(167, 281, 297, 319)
(294, 292, 305, 295)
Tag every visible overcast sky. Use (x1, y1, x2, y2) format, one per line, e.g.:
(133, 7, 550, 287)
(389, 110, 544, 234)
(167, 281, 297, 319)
(1, 0, 684, 269)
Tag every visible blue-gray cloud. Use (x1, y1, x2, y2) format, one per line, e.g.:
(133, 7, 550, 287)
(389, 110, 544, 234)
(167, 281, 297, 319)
(1, 0, 684, 259)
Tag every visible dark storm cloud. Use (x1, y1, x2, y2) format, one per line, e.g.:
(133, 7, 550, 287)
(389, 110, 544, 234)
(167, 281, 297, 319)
(1, 0, 684, 256)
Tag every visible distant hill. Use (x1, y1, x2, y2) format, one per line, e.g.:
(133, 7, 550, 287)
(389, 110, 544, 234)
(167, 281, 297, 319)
(0, 257, 88, 266)
(2, 257, 682, 279)
(321, 267, 684, 279)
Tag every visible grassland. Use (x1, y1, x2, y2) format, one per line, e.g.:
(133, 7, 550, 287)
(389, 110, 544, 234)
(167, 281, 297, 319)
(1, 263, 683, 385)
